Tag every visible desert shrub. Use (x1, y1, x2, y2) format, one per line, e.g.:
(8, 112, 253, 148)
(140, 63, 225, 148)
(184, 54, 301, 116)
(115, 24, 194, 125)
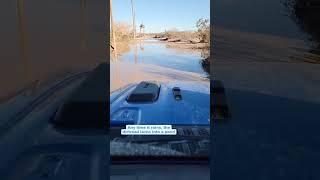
(111, 22, 133, 42)
(196, 18, 210, 43)
(161, 29, 197, 40)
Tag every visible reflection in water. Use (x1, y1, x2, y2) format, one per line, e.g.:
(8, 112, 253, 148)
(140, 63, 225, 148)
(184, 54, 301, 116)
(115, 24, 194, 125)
(139, 39, 144, 63)
(134, 42, 138, 64)
(200, 49, 209, 59)
(200, 48, 210, 76)
(139, 39, 144, 51)
(118, 39, 207, 74)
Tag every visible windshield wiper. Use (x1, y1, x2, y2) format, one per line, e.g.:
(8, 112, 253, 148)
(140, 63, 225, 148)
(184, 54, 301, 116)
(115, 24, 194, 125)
(112, 135, 209, 143)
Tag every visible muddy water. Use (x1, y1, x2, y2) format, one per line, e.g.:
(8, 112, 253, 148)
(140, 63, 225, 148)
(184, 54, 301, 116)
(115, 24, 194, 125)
(110, 39, 208, 91)
(0, 0, 106, 102)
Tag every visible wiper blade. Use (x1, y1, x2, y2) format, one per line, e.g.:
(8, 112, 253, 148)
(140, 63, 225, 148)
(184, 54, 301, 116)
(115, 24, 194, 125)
(111, 155, 209, 164)
(112, 135, 209, 143)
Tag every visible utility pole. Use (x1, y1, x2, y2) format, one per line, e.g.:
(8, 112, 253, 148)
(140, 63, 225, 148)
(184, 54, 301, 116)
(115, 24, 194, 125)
(131, 0, 136, 39)
(110, 0, 117, 61)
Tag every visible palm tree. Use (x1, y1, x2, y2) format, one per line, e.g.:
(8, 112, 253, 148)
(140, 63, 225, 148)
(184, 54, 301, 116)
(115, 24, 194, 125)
(139, 23, 145, 36)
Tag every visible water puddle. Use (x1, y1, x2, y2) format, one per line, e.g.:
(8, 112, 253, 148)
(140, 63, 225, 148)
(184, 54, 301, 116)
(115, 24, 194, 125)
(110, 39, 208, 91)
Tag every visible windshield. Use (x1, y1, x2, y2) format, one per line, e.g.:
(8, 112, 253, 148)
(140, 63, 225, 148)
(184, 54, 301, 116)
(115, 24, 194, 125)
(109, 0, 210, 160)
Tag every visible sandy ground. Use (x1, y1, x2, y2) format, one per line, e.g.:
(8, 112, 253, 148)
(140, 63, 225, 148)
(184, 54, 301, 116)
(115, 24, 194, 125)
(165, 41, 209, 50)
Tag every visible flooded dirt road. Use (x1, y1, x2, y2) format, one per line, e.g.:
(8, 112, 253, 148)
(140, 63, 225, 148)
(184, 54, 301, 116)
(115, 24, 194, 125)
(110, 39, 208, 91)
(0, 0, 106, 103)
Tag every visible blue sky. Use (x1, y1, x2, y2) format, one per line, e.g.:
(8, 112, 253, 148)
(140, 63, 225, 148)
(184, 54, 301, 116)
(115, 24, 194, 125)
(112, 0, 210, 33)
